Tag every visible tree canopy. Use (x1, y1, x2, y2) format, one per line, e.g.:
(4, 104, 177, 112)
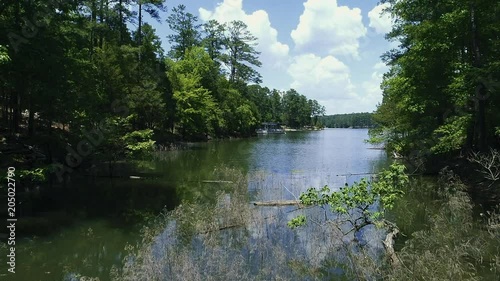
(0, 2, 324, 153)
(371, 0, 500, 158)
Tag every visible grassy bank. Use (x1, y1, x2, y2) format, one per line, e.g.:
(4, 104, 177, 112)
(384, 169, 500, 280)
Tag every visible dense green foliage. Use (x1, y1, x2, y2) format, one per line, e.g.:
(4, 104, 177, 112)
(371, 0, 500, 157)
(320, 112, 374, 128)
(0, 2, 323, 167)
(0, 45, 9, 63)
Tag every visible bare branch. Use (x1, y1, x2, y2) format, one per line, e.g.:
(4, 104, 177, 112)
(467, 148, 500, 184)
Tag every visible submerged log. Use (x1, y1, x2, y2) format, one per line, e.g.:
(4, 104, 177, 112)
(202, 180, 234, 184)
(252, 200, 301, 206)
(201, 224, 243, 234)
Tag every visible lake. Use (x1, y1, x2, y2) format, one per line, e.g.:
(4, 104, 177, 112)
(3, 128, 388, 281)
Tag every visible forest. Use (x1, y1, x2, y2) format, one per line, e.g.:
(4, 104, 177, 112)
(371, 0, 499, 158)
(320, 112, 374, 128)
(0, 1, 323, 161)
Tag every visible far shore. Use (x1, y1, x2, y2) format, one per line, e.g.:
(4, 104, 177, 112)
(283, 127, 323, 132)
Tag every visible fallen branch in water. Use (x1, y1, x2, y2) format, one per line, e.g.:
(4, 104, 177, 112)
(202, 180, 234, 184)
(252, 200, 302, 206)
(200, 223, 243, 234)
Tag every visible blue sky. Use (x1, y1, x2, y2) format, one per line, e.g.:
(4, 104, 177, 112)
(138, 0, 395, 114)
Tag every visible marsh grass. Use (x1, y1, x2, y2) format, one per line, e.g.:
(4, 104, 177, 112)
(111, 167, 381, 281)
(382, 169, 500, 281)
(111, 167, 500, 281)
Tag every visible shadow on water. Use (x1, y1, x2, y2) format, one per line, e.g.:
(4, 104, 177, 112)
(4, 167, 180, 281)
(14, 176, 180, 237)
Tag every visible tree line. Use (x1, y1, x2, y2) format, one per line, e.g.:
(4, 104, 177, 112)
(0, 1, 324, 156)
(320, 112, 374, 128)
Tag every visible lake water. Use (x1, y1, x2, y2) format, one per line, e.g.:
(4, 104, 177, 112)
(2, 128, 388, 281)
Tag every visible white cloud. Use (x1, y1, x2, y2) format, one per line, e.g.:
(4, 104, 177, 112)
(290, 0, 366, 58)
(359, 61, 389, 111)
(368, 3, 392, 34)
(288, 55, 389, 114)
(373, 61, 388, 72)
(287, 54, 358, 113)
(199, 0, 289, 68)
(288, 54, 353, 100)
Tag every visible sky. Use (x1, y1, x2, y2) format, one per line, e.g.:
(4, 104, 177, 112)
(139, 0, 395, 114)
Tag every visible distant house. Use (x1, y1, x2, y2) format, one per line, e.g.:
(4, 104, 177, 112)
(256, 122, 285, 134)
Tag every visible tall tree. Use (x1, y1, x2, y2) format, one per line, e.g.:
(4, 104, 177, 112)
(166, 47, 219, 138)
(128, 24, 166, 129)
(223, 20, 262, 84)
(281, 89, 312, 128)
(114, 0, 135, 44)
(166, 4, 201, 59)
(309, 99, 325, 126)
(269, 89, 283, 122)
(202, 20, 225, 62)
(136, 0, 166, 45)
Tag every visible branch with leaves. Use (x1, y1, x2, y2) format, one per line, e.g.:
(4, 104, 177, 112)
(288, 163, 409, 234)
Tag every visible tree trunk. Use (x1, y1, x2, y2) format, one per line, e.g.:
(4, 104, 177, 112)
(138, 1, 142, 45)
(99, 0, 104, 48)
(137, 0, 143, 65)
(10, 0, 21, 135)
(11, 90, 20, 134)
(90, 0, 97, 57)
(470, 2, 487, 151)
(28, 90, 34, 136)
(230, 46, 237, 83)
(47, 116, 53, 135)
(119, 0, 124, 44)
(1, 84, 6, 126)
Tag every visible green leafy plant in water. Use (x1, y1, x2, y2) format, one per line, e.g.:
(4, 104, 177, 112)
(287, 215, 306, 228)
(289, 163, 409, 232)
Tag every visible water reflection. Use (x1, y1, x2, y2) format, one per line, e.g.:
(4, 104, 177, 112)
(7, 129, 387, 280)
(123, 168, 386, 280)
(118, 129, 388, 280)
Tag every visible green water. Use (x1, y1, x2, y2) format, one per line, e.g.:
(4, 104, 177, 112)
(1, 129, 388, 281)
